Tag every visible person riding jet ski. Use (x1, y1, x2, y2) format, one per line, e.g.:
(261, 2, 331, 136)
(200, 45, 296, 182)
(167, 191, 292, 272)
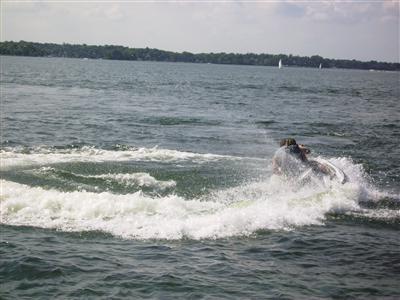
(272, 138, 330, 180)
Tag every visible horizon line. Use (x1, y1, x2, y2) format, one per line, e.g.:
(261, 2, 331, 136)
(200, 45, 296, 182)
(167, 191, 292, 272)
(2, 39, 399, 64)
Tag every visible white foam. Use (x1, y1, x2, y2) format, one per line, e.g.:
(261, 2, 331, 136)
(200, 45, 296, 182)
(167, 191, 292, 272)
(0, 146, 241, 170)
(91, 173, 176, 190)
(0, 174, 383, 240)
(324, 156, 397, 202)
(1, 152, 398, 240)
(31, 167, 176, 190)
(349, 208, 400, 221)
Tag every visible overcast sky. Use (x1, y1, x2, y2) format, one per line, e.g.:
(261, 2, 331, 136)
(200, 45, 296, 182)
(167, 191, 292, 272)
(1, 0, 399, 62)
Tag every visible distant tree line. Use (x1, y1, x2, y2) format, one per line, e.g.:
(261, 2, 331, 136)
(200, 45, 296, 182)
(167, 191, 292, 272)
(1, 40, 399, 71)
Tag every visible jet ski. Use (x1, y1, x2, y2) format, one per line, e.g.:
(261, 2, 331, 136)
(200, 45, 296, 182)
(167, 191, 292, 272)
(299, 157, 347, 184)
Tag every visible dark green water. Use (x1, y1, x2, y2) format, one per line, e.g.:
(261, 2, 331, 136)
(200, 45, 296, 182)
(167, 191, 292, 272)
(1, 56, 399, 299)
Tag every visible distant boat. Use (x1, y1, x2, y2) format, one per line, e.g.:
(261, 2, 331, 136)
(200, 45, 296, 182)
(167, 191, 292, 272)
(278, 59, 282, 69)
(319, 63, 322, 69)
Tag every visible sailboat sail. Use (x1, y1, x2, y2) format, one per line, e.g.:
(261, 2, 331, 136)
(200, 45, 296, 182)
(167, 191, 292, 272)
(278, 59, 282, 69)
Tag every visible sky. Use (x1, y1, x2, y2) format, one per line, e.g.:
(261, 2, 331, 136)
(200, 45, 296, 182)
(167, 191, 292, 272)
(1, 0, 399, 62)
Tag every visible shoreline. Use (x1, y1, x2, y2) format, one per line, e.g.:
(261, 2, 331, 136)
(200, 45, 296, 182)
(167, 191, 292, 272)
(1, 40, 399, 72)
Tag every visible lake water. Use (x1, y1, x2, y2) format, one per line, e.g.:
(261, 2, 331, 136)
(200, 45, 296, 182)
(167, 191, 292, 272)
(1, 56, 399, 299)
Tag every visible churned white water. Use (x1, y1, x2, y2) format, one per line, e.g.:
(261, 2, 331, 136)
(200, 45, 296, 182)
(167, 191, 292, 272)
(29, 167, 177, 190)
(0, 146, 240, 170)
(1, 147, 395, 240)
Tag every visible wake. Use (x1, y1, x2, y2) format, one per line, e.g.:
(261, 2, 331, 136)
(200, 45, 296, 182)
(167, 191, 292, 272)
(1, 146, 398, 240)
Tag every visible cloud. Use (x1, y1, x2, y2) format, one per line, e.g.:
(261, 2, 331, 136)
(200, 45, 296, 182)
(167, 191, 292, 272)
(276, 2, 307, 18)
(275, 1, 398, 24)
(1, 1, 398, 62)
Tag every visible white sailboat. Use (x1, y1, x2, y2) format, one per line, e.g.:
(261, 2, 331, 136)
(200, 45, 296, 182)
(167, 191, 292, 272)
(319, 63, 322, 69)
(278, 59, 282, 69)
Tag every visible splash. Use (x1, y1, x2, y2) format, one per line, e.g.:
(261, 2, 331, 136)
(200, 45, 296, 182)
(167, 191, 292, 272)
(1, 147, 398, 240)
(1, 178, 396, 240)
